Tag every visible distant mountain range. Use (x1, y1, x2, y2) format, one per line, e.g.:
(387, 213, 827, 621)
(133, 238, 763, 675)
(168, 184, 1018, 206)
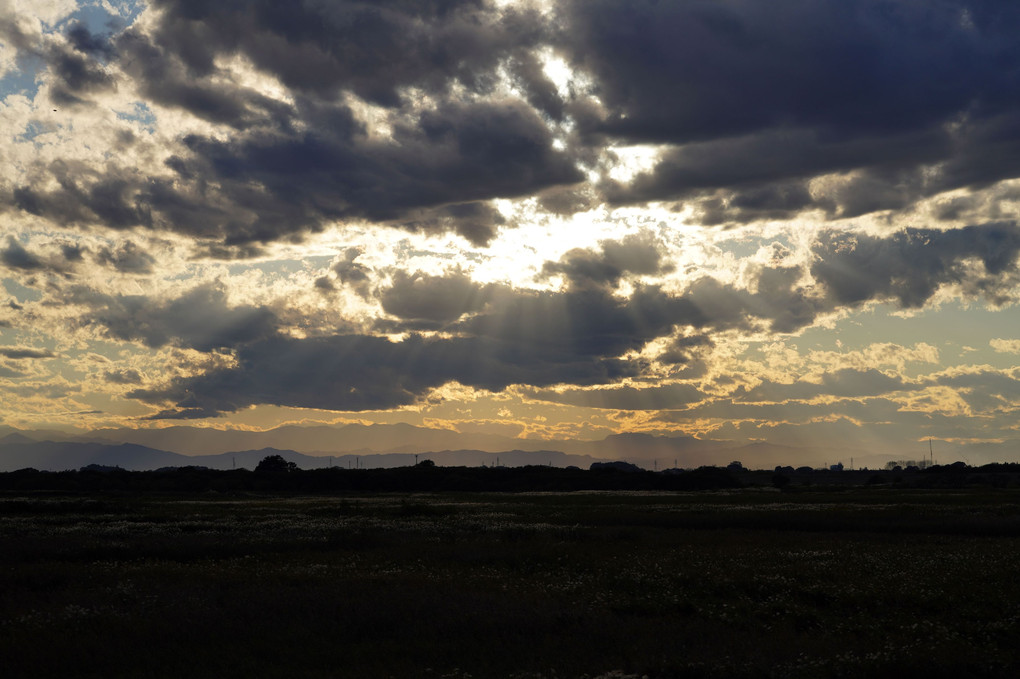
(0, 436, 606, 472)
(0, 422, 1005, 472)
(0, 423, 760, 472)
(0, 437, 201, 471)
(15, 422, 746, 458)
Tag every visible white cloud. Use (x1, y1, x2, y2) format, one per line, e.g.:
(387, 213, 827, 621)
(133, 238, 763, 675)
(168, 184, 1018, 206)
(990, 338, 1020, 354)
(14, 0, 81, 27)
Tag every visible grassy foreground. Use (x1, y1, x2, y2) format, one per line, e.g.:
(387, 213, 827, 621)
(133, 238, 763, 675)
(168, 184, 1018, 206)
(2, 488, 1019, 678)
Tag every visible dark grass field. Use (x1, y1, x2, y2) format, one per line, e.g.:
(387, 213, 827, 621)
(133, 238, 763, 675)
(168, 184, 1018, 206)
(2, 488, 1019, 678)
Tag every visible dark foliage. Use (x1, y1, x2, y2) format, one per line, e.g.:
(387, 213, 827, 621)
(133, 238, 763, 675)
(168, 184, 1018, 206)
(255, 454, 299, 473)
(2, 461, 1019, 494)
(0, 463, 745, 493)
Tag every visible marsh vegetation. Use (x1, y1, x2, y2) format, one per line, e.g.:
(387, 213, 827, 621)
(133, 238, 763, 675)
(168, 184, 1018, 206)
(2, 488, 1018, 677)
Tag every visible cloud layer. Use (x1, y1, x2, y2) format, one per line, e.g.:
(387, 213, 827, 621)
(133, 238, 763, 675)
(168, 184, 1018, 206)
(2, 0, 1020, 460)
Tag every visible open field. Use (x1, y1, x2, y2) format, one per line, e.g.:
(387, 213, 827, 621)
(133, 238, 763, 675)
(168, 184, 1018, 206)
(2, 488, 1019, 678)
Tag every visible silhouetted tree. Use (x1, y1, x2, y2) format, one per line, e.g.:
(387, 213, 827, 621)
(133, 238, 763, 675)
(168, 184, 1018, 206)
(590, 461, 641, 472)
(255, 454, 298, 472)
(772, 473, 791, 490)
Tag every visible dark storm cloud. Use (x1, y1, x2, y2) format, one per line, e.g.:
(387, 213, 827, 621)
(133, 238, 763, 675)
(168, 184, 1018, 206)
(44, 23, 118, 106)
(331, 247, 372, 297)
(124, 219, 1020, 417)
(12, 162, 158, 232)
(689, 221, 1020, 333)
(369, 280, 695, 380)
(49, 48, 115, 105)
(562, 0, 1020, 143)
(94, 242, 156, 274)
(22, 2, 1020, 431)
(376, 236, 715, 346)
(568, 0, 1020, 219)
(70, 283, 279, 351)
(1, 238, 44, 271)
(603, 127, 949, 206)
(451, 286, 689, 359)
(125, 0, 579, 239)
(61, 243, 86, 262)
(168, 98, 580, 243)
(313, 276, 335, 292)
(5, 0, 581, 245)
(14, 0, 1020, 245)
(397, 202, 508, 247)
(379, 222, 1017, 383)
(66, 22, 116, 58)
(116, 27, 294, 129)
(812, 222, 1020, 308)
(138, 0, 504, 106)
(505, 49, 566, 121)
(132, 332, 641, 416)
(189, 242, 266, 260)
(133, 241, 738, 416)
(662, 272, 819, 335)
(0, 238, 76, 276)
(13, 97, 581, 244)
(537, 186, 597, 215)
(719, 182, 817, 224)
(520, 221, 1020, 348)
(659, 333, 713, 366)
(439, 270, 788, 358)
(543, 232, 672, 289)
(380, 269, 494, 326)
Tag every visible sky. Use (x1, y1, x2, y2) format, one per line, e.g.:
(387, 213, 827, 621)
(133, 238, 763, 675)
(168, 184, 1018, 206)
(2, 0, 1020, 464)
